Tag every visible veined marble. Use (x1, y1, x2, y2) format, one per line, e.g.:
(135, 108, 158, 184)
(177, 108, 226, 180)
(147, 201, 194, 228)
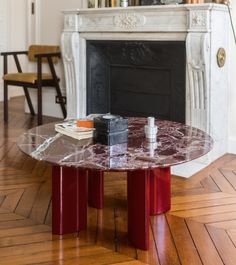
(18, 118, 213, 171)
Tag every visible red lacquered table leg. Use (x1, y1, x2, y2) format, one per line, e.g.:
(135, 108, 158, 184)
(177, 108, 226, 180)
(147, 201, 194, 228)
(78, 170, 88, 231)
(150, 167, 171, 215)
(88, 170, 104, 209)
(127, 170, 150, 250)
(52, 166, 87, 234)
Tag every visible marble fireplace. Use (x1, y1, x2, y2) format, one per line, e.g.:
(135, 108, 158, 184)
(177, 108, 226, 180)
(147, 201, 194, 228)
(61, 3, 229, 177)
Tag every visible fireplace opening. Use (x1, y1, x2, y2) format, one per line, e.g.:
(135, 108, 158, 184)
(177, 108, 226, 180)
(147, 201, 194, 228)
(87, 41, 186, 123)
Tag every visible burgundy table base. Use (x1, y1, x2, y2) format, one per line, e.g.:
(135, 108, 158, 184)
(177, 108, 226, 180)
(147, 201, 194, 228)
(52, 166, 87, 234)
(52, 165, 171, 250)
(19, 119, 212, 251)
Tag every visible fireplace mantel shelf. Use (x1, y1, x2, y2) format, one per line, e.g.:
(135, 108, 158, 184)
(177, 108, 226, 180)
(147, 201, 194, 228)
(61, 3, 230, 176)
(64, 3, 227, 14)
(62, 3, 228, 33)
(64, 4, 227, 33)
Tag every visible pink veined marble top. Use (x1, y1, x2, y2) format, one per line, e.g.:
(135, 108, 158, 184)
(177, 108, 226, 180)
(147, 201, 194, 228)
(17, 118, 213, 171)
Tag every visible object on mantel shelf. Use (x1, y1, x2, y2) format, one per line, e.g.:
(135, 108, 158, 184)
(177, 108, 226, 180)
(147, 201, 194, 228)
(160, 0, 182, 4)
(185, 0, 204, 3)
(212, 0, 230, 4)
(88, 0, 136, 7)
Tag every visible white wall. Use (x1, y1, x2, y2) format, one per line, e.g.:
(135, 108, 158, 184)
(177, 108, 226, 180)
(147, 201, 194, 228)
(39, 0, 84, 44)
(228, 3, 236, 153)
(0, 0, 28, 101)
(25, 0, 84, 118)
(9, 0, 28, 98)
(0, 0, 8, 101)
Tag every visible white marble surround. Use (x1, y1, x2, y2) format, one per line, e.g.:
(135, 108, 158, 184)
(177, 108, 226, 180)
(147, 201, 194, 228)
(61, 4, 230, 177)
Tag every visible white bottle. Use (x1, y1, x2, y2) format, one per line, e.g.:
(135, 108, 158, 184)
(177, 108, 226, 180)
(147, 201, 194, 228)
(144, 117, 158, 143)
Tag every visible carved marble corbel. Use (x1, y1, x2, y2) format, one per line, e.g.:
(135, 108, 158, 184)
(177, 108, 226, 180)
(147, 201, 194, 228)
(186, 32, 210, 133)
(61, 31, 81, 119)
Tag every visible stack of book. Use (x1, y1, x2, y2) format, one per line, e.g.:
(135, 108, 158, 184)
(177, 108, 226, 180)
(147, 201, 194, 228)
(55, 121, 95, 140)
(88, 0, 140, 8)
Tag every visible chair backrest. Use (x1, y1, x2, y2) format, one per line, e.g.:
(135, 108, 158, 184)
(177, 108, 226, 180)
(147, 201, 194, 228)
(28, 45, 60, 63)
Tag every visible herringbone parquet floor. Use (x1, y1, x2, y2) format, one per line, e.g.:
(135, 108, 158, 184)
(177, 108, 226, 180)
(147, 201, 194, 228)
(0, 97, 236, 265)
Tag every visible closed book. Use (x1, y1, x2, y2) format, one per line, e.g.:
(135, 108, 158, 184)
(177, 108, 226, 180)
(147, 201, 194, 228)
(88, 0, 95, 7)
(116, 0, 121, 6)
(111, 0, 116, 6)
(99, 0, 106, 7)
(55, 122, 94, 140)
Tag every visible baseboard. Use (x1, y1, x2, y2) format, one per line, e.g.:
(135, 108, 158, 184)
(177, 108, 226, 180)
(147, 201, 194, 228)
(228, 137, 236, 154)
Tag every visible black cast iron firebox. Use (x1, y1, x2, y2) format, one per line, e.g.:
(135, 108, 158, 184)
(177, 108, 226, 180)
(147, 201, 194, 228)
(86, 41, 186, 123)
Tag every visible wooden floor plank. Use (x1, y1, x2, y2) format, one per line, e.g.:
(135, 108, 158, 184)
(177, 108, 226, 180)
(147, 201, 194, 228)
(0, 218, 36, 230)
(15, 184, 40, 217)
(171, 192, 235, 205)
(0, 245, 112, 265)
(207, 225, 236, 265)
(0, 213, 25, 222)
(1, 189, 24, 211)
(186, 220, 224, 265)
(227, 229, 236, 246)
(210, 169, 236, 194)
(171, 197, 236, 212)
(189, 211, 236, 224)
(137, 228, 160, 265)
(166, 214, 202, 265)
(115, 205, 137, 259)
(151, 215, 180, 265)
(0, 232, 55, 248)
(170, 204, 236, 218)
(29, 179, 51, 224)
(200, 176, 221, 192)
(208, 220, 236, 230)
(220, 169, 236, 191)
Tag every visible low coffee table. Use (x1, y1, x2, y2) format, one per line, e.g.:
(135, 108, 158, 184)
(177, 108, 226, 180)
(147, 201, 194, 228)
(18, 118, 213, 250)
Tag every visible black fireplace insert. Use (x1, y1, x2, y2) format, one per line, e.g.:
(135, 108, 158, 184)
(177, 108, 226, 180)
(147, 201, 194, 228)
(87, 40, 186, 123)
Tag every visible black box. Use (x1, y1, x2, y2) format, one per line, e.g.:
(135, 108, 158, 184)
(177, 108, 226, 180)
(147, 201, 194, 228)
(140, 0, 162, 5)
(94, 115, 128, 146)
(94, 115, 128, 133)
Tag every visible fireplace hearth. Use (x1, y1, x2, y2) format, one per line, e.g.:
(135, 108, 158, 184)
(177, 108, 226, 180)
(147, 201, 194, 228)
(87, 41, 186, 123)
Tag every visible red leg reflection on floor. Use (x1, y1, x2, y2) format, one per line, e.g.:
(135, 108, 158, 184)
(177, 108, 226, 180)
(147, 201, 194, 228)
(127, 169, 150, 250)
(150, 167, 171, 215)
(52, 166, 87, 235)
(88, 170, 104, 209)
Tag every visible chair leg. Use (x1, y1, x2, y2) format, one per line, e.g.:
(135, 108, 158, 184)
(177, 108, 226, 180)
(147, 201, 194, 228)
(23, 87, 35, 116)
(37, 86, 42, 125)
(54, 81, 67, 119)
(3, 81, 8, 123)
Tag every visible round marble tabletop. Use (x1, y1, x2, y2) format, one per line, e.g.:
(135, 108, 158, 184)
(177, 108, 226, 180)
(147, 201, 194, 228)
(17, 117, 213, 171)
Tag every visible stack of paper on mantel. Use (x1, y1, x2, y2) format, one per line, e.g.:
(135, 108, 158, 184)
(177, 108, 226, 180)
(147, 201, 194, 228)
(55, 121, 95, 140)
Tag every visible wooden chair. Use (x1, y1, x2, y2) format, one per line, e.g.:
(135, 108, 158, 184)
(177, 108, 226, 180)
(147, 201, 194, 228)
(1, 45, 67, 125)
